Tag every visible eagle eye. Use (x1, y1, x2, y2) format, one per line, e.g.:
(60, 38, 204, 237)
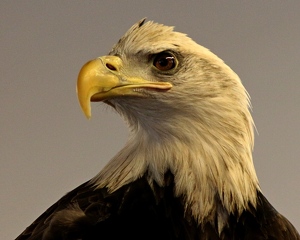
(153, 52, 176, 71)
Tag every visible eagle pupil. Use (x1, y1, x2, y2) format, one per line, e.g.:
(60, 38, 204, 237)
(159, 58, 169, 66)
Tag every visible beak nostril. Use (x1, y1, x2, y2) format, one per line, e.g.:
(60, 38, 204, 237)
(106, 63, 117, 71)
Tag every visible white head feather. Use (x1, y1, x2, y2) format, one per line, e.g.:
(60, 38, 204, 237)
(92, 19, 260, 228)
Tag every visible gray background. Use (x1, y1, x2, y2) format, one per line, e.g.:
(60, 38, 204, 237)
(1, 1, 299, 239)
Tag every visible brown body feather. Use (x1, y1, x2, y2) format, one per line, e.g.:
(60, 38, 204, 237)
(16, 172, 299, 240)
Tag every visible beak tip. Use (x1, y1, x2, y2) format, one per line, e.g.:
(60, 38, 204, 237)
(81, 105, 92, 120)
(77, 77, 92, 120)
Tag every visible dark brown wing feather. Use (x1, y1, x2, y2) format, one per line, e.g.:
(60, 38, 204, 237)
(236, 191, 300, 240)
(15, 173, 201, 240)
(15, 180, 92, 240)
(16, 172, 300, 240)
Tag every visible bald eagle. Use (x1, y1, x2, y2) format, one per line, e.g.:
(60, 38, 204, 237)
(16, 19, 299, 240)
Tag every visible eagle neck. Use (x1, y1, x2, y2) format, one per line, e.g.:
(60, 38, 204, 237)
(92, 118, 260, 228)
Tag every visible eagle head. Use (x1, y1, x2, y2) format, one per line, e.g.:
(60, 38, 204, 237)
(76, 19, 259, 224)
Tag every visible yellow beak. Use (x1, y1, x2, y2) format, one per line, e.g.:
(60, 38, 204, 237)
(76, 56, 172, 119)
